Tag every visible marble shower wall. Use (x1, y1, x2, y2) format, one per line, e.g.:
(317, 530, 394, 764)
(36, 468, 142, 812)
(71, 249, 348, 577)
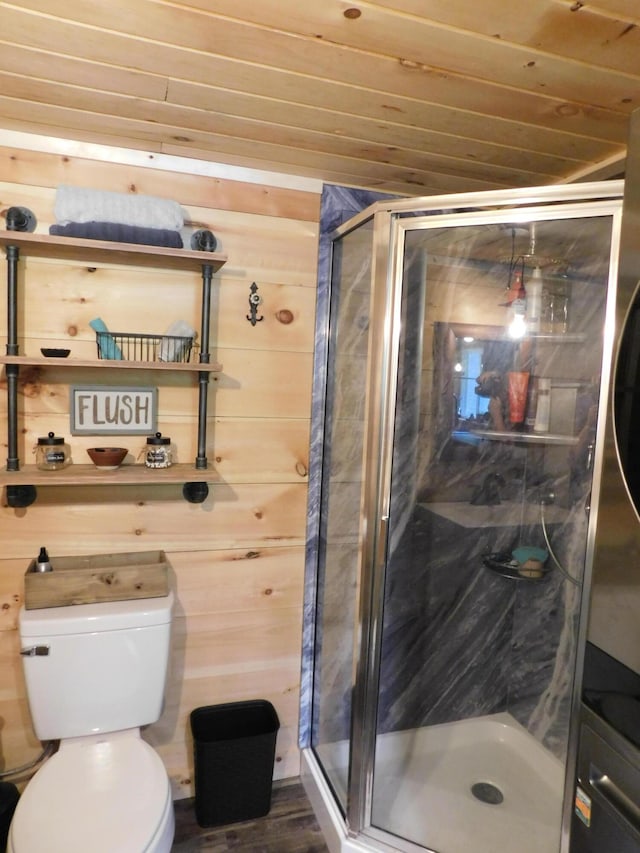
(377, 499, 587, 761)
(300, 185, 395, 749)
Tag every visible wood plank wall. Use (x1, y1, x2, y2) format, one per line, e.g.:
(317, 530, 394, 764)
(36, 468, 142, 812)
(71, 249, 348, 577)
(0, 145, 321, 799)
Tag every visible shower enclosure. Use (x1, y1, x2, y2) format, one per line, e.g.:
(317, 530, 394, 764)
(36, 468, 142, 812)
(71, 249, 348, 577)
(301, 182, 624, 853)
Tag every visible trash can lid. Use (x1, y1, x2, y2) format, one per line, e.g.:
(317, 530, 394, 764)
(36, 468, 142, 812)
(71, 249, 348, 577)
(191, 700, 280, 741)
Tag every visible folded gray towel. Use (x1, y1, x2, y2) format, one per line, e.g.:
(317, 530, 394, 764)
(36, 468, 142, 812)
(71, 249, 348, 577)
(55, 185, 184, 231)
(50, 221, 183, 248)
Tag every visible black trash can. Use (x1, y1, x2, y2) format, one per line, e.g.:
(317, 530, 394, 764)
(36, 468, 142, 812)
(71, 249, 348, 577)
(190, 699, 280, 827)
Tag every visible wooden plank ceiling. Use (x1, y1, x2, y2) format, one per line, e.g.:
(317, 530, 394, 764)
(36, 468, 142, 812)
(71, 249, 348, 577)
(0, 0, 637, 195)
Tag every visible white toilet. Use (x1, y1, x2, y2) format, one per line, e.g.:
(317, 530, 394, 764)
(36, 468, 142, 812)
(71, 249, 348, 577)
(9, 591, 175, 853)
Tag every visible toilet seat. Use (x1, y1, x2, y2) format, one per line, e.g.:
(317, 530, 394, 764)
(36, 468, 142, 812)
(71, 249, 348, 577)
(9, 731, 173, 853)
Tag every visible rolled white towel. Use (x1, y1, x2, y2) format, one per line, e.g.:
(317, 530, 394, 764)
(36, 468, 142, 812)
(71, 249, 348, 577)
(158, 320, 197, 362)
(55, 185, 184, 231)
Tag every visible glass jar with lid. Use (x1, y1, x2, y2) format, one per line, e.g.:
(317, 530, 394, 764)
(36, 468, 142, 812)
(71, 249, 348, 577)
(144, 432, 173, 468)
(34, 432, 71, 470)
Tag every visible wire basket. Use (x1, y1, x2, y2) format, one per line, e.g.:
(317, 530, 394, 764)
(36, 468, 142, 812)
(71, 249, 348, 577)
(95, 331, 195, 363)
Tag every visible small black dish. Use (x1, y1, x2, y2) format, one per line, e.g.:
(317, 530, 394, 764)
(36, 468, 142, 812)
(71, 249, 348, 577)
(482, 552, 549, 581)
(40, 348, 71, 358)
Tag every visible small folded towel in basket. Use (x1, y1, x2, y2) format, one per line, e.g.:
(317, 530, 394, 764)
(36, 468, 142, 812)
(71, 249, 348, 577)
(89, 317, 123, 360)
(158, 321, 196, 362)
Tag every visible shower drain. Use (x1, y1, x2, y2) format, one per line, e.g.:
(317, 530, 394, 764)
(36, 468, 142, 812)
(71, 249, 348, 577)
(471, 781, 504, 805)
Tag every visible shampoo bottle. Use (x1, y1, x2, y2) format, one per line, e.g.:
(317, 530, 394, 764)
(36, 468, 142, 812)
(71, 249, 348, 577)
(533, 378, 551, 433)
(527, 266, 543, 333)
(525, 376, 539, 431)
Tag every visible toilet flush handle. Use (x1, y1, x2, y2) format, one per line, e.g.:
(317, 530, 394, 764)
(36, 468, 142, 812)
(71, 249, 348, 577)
(20, 645, 50, 656)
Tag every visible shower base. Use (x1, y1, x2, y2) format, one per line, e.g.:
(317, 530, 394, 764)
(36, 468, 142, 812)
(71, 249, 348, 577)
(302, 712, 565, 853)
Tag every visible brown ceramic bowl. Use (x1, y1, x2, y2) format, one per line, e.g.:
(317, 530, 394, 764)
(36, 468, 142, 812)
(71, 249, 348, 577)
(87, 447, 128, 469)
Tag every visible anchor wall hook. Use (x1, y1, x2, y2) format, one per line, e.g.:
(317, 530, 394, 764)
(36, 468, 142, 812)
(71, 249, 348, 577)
(247, 282, 264, 326)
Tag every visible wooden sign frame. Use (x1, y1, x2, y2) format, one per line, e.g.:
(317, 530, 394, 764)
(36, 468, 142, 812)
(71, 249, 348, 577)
(70, 385, 158, 435)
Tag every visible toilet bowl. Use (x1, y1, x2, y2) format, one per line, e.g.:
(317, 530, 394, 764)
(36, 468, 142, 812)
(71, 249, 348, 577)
(8, 730, 174, 853)
(10, 591, 175, 853)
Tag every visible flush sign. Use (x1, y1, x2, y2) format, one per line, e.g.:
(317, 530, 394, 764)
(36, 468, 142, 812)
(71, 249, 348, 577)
(70, 386, 158, 435)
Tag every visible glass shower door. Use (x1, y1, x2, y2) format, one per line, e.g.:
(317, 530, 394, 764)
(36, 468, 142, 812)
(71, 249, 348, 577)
(310, 219, 374, 810)
(369, 209, 618, 853)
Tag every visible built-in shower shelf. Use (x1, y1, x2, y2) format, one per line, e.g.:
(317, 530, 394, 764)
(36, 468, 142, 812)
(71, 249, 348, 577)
(482, 554, 551, 581)
(528, 332, 586, 344)
(452, 429, 579, 447)
(422, 500, 568, 528)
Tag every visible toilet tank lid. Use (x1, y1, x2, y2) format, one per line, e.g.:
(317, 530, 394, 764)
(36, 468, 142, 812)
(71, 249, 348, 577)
(19, 590, 174, 637)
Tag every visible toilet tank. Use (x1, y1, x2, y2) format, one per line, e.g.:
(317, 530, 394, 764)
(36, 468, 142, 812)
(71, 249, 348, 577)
(19, 591, 174, 740)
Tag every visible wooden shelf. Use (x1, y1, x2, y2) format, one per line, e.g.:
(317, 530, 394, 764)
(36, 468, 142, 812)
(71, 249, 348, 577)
(0, 355, 222, 372)
(1, 228, 226, 503)
(0, 230, 227, 272)
(0, 463, 220, 487)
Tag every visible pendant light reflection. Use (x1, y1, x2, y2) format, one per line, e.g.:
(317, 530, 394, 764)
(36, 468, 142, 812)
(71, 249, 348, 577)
(502, 271, 527, 339)
(502, 224, 529, 339)
(501, 221, 569, 339)
(508, 297, 527, 339)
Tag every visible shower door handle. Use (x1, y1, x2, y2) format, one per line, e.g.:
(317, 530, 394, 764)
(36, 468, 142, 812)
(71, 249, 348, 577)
(376, 515, 389, 571)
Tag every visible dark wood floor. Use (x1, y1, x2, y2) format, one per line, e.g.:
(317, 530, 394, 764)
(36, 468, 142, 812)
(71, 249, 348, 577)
(171, 778, 330, 852)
